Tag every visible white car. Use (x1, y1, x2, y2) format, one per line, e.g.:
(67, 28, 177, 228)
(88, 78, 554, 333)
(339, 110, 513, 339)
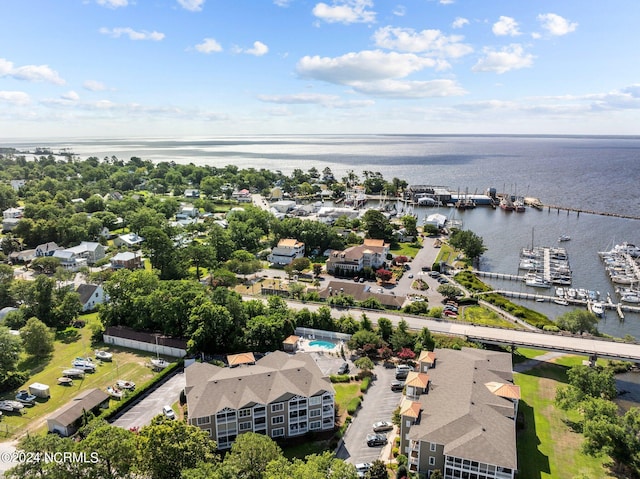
(372, 420, 394, 432)
(163, 405, 176, 420)
(355, 463, 371, 477)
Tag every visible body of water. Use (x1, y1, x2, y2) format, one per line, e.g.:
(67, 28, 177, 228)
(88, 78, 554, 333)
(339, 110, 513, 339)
(5, 134, 640, 337)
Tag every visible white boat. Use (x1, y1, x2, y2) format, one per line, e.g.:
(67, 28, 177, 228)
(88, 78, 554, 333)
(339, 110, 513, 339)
(72, 358, 96, 372)
(554, 298, 569, 306)
(558, 235, 571, 242)
(4, 400, 24, 410)
(57, 377, 73, 386)
(524, 274, 551, 288)
(151, 358, 170, 369)
(555, 287, 565, 297)
(107, 386, 123, 399)
(116, 380, 136, 390)
(621, 294, 640, 304)
(62, 368, 85, 378)
(95, 350, 113, 361)
(591, 302, 605, 317)
(0, 401, 14, 412)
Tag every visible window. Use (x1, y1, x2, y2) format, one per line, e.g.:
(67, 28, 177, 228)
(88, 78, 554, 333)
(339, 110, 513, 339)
(238, 409, 251, 418)
(271, 403, 284, 413)
(309, 396, 321, 406)
(429, 457, 436, 466)
(310, 421, 321, 430)
(309, 409, 321, 418)
(239, 422, 252, 431)
(271, 428, 284, 438)
(272, 416, 284, 425)
(196, 416, 210, 426)
(430, 442, 436, 452)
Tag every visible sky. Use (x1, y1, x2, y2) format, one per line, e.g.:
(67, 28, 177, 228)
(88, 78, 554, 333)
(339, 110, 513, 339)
(1, 0, 640, 138)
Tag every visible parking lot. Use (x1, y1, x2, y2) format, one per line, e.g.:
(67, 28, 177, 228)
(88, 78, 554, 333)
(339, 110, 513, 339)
(335, 364, 402, 465)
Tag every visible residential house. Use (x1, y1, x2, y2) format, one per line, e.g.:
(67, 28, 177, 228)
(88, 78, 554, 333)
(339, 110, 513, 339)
(267, 238, 305, 266)
(110, 251, 143, 270)
(35, 242, 61, 257)
(2, 217, 20, 232)
(2, 207, 23, 220)
(271, 200, 296, 214)
(184, 188, 200, 199)
(113, 232, 145, 248)
(399, 348, 520, 479)
(75, 284, 105, 312)
(66, 241, 106, 265)
(176, 205, 199, 220)
(325, 239, 390, 275)
(52, 249, 87, 271)
(317, 281, 404, 309)
(47, 389, 110, 437)
(185, 350, 335, 450)
(232, 188, 252, 203)
(10, 179, 26, 191)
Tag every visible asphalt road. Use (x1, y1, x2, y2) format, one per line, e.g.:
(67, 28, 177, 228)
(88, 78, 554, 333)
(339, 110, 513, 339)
(336, 364, 401, 465)
(111, 371, 186, 430)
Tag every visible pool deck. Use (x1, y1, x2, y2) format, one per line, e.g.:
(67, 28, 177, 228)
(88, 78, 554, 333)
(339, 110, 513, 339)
(297, 337, 344, 353)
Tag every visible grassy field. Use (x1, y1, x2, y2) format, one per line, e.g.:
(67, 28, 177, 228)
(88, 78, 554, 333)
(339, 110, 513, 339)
(462, 305, 521, 329)
(390, 242, 422, 259)
(333, 382, 361, 417)
(515, 355, 614, 479)
(0, 314, 162, 440)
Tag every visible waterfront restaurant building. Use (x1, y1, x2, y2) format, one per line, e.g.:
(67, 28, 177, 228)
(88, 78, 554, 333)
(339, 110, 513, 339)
(185, 351, 335, 449)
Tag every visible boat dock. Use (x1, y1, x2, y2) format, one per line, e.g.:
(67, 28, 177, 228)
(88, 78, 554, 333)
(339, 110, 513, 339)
(542, 204, 640, 221)
(472, 271, 524, 281)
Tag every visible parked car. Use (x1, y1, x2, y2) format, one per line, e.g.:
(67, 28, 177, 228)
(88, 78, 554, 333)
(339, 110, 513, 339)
(444, 305, 458, 312)
(429, 271, 441, 278)
(372, 421, 394, 432)
(443, 310, 458, 318)
(366, 433, 388, 447)
(438, 277, 449, 284)
(163, 405, 176, 420)
(390, 380, 405, 392)
(407, 274, 414, 278)
(337, 362, 350, 375)
(355, 463, 372, 478)
(421, 266, 431, 272)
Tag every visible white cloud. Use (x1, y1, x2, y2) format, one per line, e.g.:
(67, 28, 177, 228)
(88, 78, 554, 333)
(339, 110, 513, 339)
(439, 0, 454, 4)
(452, 17, 469, 29)
(297, 50, 437, 85)
(246, 41, 269, 56)
(83, 80, 107, 91)
(195, 38, 223, 53)
(0, 91, 30, 105)
(96, 0, 128, 8)
(61, 91, 80, 101)
(273, 0, 292, 6)
(313, 0, 376, 25)
(537, 13, 577, 36)
(472, 44, 534, 74)
(0, 58, 65, 85)
(258, 93, 340, 104)
(349, 79, 467, 98)
(177, 0, 205, 12)
(99, 27, 165, 41)
(393, 5, 406, 17)
(373, 26, 473, 59)
(492, 16, 520, 36)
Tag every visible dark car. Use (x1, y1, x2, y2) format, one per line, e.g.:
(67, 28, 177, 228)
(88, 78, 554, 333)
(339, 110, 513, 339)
(395, 370, 409, 380)
(390, 380, 405, 392)
(337, 362, 350, 375)
(366, 433, 388, 447)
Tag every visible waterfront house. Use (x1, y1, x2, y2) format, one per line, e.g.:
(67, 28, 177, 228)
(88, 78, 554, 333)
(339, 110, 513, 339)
(325, 238, 390, 275)
(318, 281, 404, 309)
(267, 238, 305, 266)
(232, 188, 252, 202)
(185, 350, 335, 450)
(400, 348, 519, 478)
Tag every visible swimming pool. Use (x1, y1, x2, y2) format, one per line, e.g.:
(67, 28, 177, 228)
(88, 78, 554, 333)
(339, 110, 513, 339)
(309, 340, 337, 350)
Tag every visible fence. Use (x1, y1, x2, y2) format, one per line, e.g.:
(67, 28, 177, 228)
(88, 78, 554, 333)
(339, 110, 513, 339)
(294, 327, 351, 342)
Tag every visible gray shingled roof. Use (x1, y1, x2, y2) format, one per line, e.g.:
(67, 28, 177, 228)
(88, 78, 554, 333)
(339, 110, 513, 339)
(185, 351, 334, 418)
(408, 348, 518, 470)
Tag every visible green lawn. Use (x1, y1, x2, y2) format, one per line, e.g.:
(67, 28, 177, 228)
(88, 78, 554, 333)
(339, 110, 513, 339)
(333, 383, 361, 416)
(462, 305, 520, 329)
(390, 242, 422, 259)
(515, 358, 614, 479)
(0, 314, 162, 439)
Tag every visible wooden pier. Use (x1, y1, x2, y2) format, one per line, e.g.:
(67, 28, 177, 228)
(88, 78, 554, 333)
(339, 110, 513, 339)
(473, 270, 524, 281)
(543, 204, 640, 221)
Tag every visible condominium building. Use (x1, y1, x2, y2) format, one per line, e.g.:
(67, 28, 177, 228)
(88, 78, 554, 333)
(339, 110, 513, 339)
(325, 238, 390, 274)
(185, 351, 335, 449)
(400, 348, 520, 479)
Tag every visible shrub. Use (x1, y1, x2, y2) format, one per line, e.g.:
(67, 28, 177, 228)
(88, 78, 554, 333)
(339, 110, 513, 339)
(346, 397, 362, 415)
(330, 374, 351, 383)
(360, 376, 371, 393)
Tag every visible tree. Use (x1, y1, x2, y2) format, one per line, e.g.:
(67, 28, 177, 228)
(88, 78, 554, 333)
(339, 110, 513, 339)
(389, 320, 415, 352)
(556, 365, 617, 410)
(437, 284, 463, 299)
(81, 422, 138, 479)
(401, 215, 418, 237)
(348, 329, 384, 351)
(187, 301, 235, 353)
(556, 309, 599, 335)
(415, 327, 435, 352)
(375, 268, 393, 282)
(448, 229, 487, 263)
(290, 257, 311, 275)
(365, 460, 388, 479)
(0, 325, 22, 374)
(354, 356, 375, 374)
(222, 432, 282, 479)
(313, 263, 323, 277)
(377, 317, 393, 341)
(362, 209, 394, 242)
(20, 317, 54, 357)
(397, 347, 416, 362)
(137, 416, 217, 479)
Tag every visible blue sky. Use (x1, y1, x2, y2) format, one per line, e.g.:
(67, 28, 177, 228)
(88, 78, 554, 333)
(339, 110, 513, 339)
(1, 0, 639, 138)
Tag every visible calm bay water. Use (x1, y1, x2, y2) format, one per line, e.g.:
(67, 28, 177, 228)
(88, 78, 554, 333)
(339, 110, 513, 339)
(5, 134, 640, 338)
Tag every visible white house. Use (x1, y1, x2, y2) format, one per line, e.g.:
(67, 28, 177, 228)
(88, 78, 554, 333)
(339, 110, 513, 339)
(65, 241, 106, 265)
(35, 242, 61, 257)
(325, 239, 390, 274)
(113, 233, 145, 248)
(52, 250, 87, 271)
(267, 239, 305, 266)
(75, 284, 105, 312)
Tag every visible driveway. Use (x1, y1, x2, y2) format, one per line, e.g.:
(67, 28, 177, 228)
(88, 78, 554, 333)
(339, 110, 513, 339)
(335, 364, 401, 465)
(112, 371, 185, 430)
